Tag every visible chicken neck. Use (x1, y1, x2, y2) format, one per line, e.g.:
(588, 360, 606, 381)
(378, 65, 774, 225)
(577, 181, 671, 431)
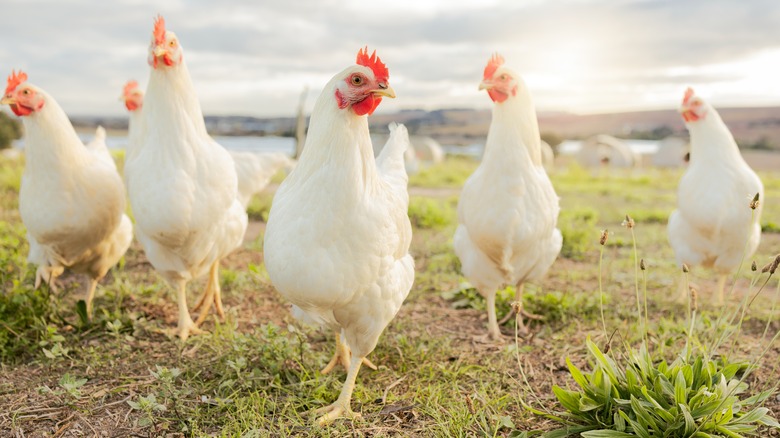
(144, 62, 210, 141)
(289, 76, 378, 192)
(482, 94, 543, 170)
(687, 110, 744, 166)
(21, 93, 90, 176)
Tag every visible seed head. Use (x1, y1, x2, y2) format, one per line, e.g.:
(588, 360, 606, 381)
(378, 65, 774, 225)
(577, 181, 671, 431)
(690, 287, 698, 312)
(749, 193, 760, 210)
(599, 229, 609, 246)
(771, 255, 780, 275)
(640, 258, 646, 271)
(762, 261, 772, 273)
(622, 214, 635, 230)
(751, 261, 757, 272)
(682, 263, 689, 273)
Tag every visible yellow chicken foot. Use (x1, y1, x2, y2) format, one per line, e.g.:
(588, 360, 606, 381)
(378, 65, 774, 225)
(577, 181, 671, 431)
(315, 356, 364, 425)
(715, 274, 727, 306)
(194, 261, 224, 325)
(321, 332, 377, 374)
(485, 292, 503, 340)
(85, 278, 98, 320)
(172, 279, 204, 341)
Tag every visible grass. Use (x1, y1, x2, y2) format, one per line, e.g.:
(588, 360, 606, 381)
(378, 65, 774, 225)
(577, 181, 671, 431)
(0, 155, 779, 436)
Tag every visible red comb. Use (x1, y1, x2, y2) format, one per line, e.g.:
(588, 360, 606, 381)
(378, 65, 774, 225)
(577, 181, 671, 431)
(683, 87, 695, 105)
(484, 53, 505, 81)
(153, 15, 166, 45)
(356, 47, 389, 83)
(123, 80, 139, 97)
(5, 70, 27, 95)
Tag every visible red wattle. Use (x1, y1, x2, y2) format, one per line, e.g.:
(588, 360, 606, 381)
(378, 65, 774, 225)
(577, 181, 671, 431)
(10, 103, 34, 116)
(125, 100, 140, 112)
(352, 95, 381, 116)
(487, 89, 508, 103)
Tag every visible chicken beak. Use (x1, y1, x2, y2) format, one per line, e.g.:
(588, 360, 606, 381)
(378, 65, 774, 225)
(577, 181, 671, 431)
(153, 46, 167, 57)
(0, 96, 15, 105)
(372, 83, 396, 99)
(478, 80, 494, 91)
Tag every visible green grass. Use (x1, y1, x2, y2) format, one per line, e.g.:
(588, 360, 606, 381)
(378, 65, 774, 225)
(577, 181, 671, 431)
(0, 156, 779, 435)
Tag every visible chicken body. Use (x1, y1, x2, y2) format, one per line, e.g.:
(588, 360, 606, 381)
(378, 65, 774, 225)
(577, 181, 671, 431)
(2, 73, 132, 317)
(454, 55, 562, 340)
(230, 151, 295, 208)
(264, 52, 413, 424)
(84, 126, 116, 171)
(125, 18, 247, 339)
(668, 88, 763, 303)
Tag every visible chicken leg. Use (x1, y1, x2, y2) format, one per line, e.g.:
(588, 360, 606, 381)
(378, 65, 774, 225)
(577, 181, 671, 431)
(714, 274, 727, 306)
(321, 331, 377, 374)
(85, 278, 99, 319)
(315, 355, 364, 425)
(485, 291, 502, 340)
(172, 278, 202, 341)
(193, 261, 224, 325)
(497, 283, 537, 334)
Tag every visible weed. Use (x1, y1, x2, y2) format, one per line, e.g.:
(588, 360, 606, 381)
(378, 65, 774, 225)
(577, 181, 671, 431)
(408, 196, 457, 229)
(560, 207, 599, 260)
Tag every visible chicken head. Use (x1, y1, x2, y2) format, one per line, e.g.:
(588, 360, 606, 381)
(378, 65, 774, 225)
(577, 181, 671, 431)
(334, 47, 396, 116)
(680, 87, 708, 123)
(1, 70, 45, 117)
(148, 15, 183, 69)
(121, 80, 144, 112)
(479, 53, 518, 103)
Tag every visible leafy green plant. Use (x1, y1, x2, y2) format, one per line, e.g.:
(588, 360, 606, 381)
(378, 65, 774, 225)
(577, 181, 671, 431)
(533, 338, 778, 437)
(58, 373, 88, 399)
(128, 393, 168, 428)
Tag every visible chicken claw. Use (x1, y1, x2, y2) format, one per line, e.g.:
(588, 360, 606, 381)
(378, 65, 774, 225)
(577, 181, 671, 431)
(321, 332, 377, 374)
(314, 401, 361, 425)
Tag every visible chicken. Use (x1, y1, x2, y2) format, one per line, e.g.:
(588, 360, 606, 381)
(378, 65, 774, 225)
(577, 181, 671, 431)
(668, 88, 763, 304)
(263, 48, 413, 424)
(1, 70, 132, 317)
(121, 80, 294, 209)
(231, 151, 295, 208)
(120, 80, 144, 163)
(124, 16, 247, 340)
(454, 54, 562, 340)
(84, 126, 116, 170)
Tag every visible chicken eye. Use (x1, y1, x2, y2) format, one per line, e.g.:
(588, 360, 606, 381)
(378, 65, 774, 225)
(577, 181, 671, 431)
(500, 74, 507, 80)
(351, 75, 363, 86)
(22, 89, 30, 95)
(169, 40, 176, 47)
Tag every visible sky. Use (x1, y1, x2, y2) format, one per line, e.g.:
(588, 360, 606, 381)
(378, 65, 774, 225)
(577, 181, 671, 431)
(1, 0, 779, 118)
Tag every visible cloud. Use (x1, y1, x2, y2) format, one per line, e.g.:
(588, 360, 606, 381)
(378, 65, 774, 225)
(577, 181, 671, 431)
(1, 0, 778, 117)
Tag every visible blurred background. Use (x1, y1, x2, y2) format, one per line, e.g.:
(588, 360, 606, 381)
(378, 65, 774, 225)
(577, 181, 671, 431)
(2, 0, 779, 168)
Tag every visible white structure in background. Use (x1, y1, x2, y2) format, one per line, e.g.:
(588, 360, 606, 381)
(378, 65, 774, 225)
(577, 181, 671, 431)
(540, 140, 555, 170)
(652, 137, 689, 168)
(575, 134, 640, 168)
(410, 135, 445, 164)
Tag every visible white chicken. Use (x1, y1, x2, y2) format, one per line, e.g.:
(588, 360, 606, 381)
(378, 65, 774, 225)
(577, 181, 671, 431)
(454, 54, 562, 340)
(230, 151, 295, 209)
(1, 70, 132, 317)
(668, 88, 763, 304)
(84, 126, 116, 170)
(121, 80, 294, 210)
(124, 16, 247, 340)
(264, 48, 413, 424)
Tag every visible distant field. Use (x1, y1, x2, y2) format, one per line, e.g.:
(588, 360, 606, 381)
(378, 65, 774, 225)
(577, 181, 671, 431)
(1, 156, 779, 436)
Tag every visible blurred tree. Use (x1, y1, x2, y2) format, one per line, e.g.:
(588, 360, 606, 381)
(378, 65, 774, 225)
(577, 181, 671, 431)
(0, 111, 22, 150)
